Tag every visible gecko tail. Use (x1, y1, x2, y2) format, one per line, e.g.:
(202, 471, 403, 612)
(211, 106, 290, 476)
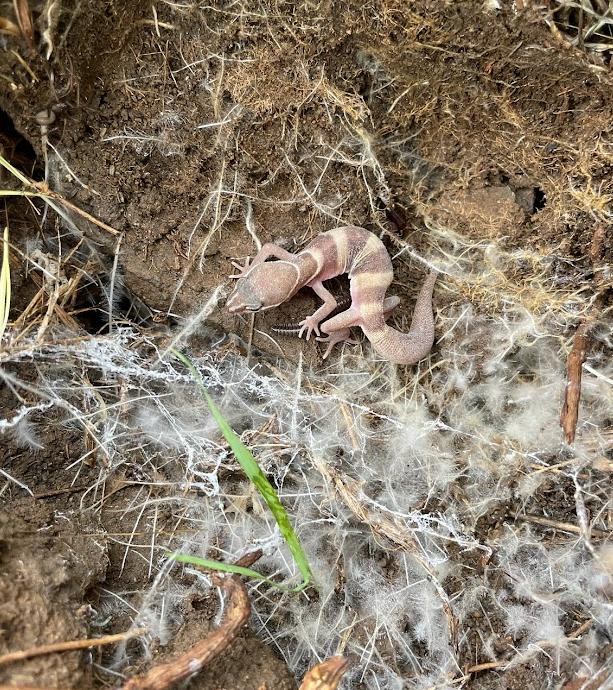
(365, 271, 437, 366)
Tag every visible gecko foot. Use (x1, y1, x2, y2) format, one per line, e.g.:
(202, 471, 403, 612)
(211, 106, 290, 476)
(316, 329, 358, 359)
(229, 257, 252, 279)
(298, 315, 322, 341)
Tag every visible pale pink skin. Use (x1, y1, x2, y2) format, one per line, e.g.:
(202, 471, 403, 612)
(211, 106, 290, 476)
(226, 226, 437, 365)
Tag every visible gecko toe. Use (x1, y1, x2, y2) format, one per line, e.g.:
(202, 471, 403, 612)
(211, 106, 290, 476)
(321, 342, 335, 359)
(298, 317, 320, 341)
(229, 258, 252, 279)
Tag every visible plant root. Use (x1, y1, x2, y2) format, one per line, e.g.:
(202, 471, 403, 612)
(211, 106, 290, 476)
(298, 656, 350, 690)
(122, 574, 250, 690)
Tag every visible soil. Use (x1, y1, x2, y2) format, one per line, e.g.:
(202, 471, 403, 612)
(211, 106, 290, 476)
(0, 1, 611, 690)
(0, 501, 107, 688)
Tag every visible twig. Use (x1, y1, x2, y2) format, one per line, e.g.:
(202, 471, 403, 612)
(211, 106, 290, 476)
(299, 656, 350, 690)
(521, 514, 611, 539)
(0, 628, 147, 667)
(560, 322, 590, 445)
(121, 576, 250, 690)
(466, 661, 504, 673)
(38, 186, 121, 236)
(121, 552, 260, 690)
(32, 485, 88, 499)
(108, 231, 125, 332)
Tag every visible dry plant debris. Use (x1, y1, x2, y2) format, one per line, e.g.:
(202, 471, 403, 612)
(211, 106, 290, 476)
(560, 322, 591, 445)
(0, 630, 147, 669)
(298, 657, 350, 690)
(121, 575, 250, 690)
(547, 0, 613, 58)
(0, 567, 348, 690)
(11, 0, 34, 50)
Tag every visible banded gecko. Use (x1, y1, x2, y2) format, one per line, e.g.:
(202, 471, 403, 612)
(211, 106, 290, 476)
(226, 226, 437, 364)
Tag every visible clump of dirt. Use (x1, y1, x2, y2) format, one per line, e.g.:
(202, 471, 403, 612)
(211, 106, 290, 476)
(431, 185, 528, 240)
(0, 502, 108, 688)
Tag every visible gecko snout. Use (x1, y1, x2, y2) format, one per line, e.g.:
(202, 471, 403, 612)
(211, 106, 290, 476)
(226, 284, 263, 314)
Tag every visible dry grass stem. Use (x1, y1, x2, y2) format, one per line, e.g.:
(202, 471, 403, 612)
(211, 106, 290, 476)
(520, 514, 610, 539)
(0, 628, 147, 667)
(12, 0, 34, 48)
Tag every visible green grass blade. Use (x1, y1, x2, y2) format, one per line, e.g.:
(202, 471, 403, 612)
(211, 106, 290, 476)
(0, 226, 10, 340)
(166, 553, 302, 591)
(171, 349, 312, 592)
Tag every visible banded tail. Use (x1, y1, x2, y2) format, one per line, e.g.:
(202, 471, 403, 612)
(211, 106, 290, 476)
(361, 271, 437, 365)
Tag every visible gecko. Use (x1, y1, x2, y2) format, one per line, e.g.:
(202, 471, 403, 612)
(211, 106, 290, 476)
(226, 225, 437, 365)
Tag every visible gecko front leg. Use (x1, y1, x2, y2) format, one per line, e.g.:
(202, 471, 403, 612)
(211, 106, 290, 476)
(298, 280, 338, 340)
(229, 243, 297, 279)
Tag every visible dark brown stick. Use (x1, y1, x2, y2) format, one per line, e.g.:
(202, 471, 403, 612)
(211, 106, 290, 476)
(560, 322, 590, 445)
(121, 576, 250, 690)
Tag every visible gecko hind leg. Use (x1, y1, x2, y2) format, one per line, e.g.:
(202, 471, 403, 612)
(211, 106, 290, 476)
(316, 296, 400, 358)
(319, 296, 400, 336)
(318, 328, 358, 360)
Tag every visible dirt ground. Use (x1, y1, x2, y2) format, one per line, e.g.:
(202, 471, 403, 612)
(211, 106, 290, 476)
(0, 1, 612, 690)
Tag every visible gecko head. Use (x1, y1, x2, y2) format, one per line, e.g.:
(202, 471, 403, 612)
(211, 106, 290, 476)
(226, 262, 299, 314)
